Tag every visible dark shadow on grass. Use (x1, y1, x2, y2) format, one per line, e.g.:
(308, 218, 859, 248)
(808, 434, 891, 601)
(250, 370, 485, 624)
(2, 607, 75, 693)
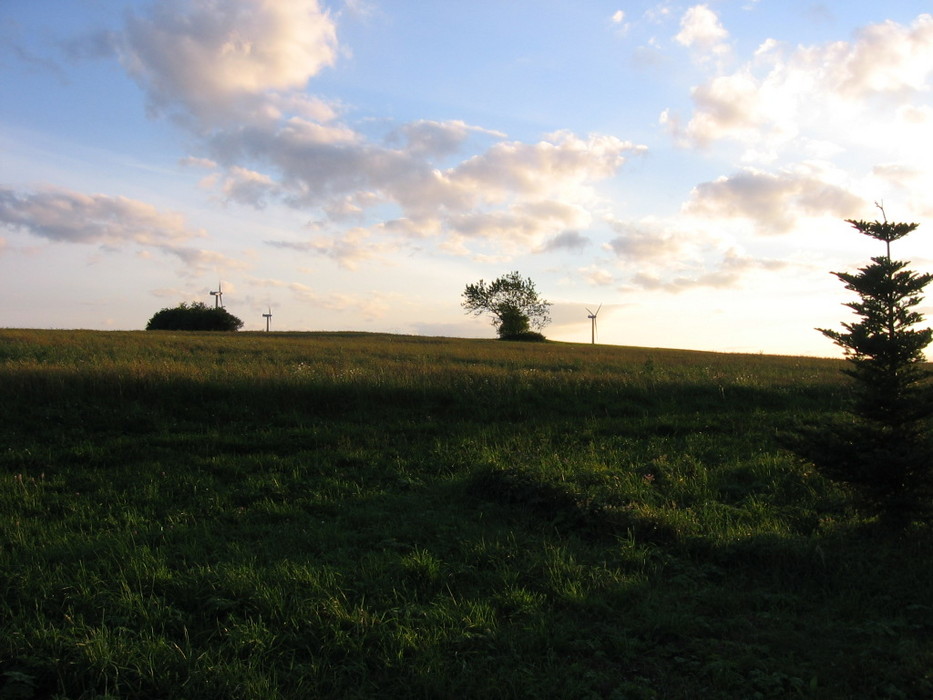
(5, 367, 932, 698)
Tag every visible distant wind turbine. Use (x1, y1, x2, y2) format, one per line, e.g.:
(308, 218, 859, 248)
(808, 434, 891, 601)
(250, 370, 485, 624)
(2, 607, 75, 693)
(210, 281, 224, 308)
(262, 306, 272, 332)
(586, 304, 601, 345)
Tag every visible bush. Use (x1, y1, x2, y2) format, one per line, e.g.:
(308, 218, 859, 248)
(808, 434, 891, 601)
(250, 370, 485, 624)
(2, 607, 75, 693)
(497, 305, 532, 338)
(498, 331, 547, 342)
(146, 302, 244, 331)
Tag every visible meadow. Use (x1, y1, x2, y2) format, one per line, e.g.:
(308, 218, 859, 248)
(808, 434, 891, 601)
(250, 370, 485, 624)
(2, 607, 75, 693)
(0, 329, 930, 699)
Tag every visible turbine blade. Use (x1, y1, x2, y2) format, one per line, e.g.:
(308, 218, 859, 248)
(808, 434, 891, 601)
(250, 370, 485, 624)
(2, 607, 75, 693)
(595, 303, 602, 315)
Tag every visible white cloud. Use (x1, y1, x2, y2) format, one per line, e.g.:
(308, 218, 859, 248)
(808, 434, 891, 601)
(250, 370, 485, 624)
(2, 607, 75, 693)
(607, 219, 684, 261)
(678, 70, 777, 147)
(451, 132, 640, 204)
(162, 247, 251, 275)
(206, 122, 643, 258)
(610, 9, 630, 36)
(444, 201, 591, 249)
(110, 2, 650, 266)
(248, 275, 395, 319)
(121, 0, 338, 125)
(683, 166, 866, 234)
(0, 186, 259, 278)
(898, 104, 933, 124)
(671, 14, 933, 153)
(219, 166, 279, 207)
(0, 186, 203, 245)
(811, 14, 933, 99)
(587, 209, 802, 294)
(629, 249, 785, 292)
(579, 264, 615, 287)
(266, 227, 396, 270)
(179, 156, 218, 169)
(387, 120, 505, 159)
(675, 4, 730, 59)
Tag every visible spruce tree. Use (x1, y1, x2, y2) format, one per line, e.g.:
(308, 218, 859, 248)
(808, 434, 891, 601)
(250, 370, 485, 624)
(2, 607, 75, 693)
(815, 210, 933, 526)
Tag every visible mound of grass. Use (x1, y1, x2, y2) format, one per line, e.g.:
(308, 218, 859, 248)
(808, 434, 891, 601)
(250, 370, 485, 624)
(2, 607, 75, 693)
(0, 330, 930, 698)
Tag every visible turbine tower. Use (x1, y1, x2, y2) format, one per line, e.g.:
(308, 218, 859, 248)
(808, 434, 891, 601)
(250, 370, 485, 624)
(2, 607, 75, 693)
(586, 304, 601, 345)
(262, 306, 272, 332)
(210, 281, 224, 308)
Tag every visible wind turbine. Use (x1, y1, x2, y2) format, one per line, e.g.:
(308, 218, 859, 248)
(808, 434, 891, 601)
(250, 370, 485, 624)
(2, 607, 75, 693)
(586, 304, 601, 345)
(262, 305, 272, 332)
(210, 281, 224, 308)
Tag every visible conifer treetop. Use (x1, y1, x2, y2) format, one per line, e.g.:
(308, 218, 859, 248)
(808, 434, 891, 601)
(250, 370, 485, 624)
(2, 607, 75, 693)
(845, 203, 919, 258)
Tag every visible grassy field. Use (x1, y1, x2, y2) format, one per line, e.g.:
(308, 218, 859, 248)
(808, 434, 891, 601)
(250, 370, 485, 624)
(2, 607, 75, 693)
(0, 329, 930, 699)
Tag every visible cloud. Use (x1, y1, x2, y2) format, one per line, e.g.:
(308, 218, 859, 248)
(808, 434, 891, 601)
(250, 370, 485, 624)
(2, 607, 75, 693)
(179, 156, 218, 169)
(451, 132, 639, 203)
(629, 249, 787, 292)
(684, 166, 866, 234)
(872, 163, 922, 188)
(674, 71, 774, 147)
(112, 1, 646, 264)
(266, 227, 395, 269)
(0, 186, 256, 277)
(247, 275, 395, 319)
(215, 128, 638, 225)
(444, 201, 591, 250)
(670, 13, 933, 151)
(898, 104, 933, 125)
(121, 0, 338, 125)
(161, 246, 251, 275)
(218, 166, 279, 207)
(208, 122, 643, 257)
(610, 10, 630, 36)
(675, 5, 730, 59)
(579, 264, 615, 287)
(539, 230, 590, 252)
(590, 209, 797, 293)
(813, 14, 933, 99)
(607, 219, 684, 261)
(0, 186, 203, 245)
(386, 120, 505, 159)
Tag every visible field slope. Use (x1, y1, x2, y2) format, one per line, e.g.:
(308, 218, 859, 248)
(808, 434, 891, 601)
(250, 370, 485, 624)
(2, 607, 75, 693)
(1, 330, 930, 698)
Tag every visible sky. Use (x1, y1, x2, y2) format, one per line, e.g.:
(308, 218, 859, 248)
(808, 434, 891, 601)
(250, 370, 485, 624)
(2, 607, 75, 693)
(3, 1, 933, 356)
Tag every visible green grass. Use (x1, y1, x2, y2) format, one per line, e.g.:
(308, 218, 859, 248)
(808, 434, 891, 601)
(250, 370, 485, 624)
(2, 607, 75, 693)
(0, 329, 930, 698)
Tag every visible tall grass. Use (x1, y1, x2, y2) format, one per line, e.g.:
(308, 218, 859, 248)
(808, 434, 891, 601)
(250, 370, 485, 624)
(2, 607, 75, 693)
(1, 330, 929, 698)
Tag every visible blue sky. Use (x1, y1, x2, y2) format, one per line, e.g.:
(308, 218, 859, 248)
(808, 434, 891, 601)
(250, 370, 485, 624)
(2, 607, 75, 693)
(3, 1, 933, 355)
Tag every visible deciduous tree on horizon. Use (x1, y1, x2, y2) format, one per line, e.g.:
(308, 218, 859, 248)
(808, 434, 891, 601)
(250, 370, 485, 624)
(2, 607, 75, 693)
(462, 271, 551, 340)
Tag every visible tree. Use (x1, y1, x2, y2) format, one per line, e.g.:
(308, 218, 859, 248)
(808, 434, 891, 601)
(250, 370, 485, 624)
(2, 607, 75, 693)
(811, 211, 933, 526)
(462, 271, 551, 340)
(146, 301, 244, 331)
